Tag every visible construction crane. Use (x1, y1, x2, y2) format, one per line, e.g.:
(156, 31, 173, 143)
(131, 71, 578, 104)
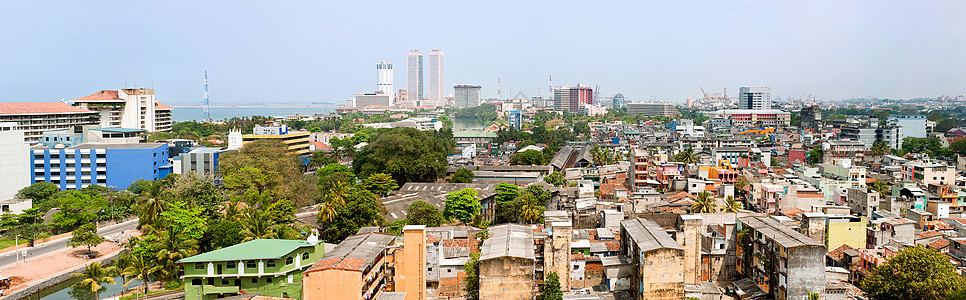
(700, 87, 710, 102)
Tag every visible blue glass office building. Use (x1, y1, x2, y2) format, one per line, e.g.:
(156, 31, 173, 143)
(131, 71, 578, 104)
(30, 143, 172, 190)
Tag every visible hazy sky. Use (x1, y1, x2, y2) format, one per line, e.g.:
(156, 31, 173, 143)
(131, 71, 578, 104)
(1, 0, 964, 105)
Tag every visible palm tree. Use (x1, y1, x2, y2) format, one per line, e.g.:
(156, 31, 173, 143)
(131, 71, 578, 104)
(155, 227, 198, 283)
(136, 181, 168, 229)
(674, 146, 697, 165)
(870, 141, 890, 155)
(240, 209, 277, 241)
(519, 193, 543, 224)
(123, 253, 160, 296)
(72, 261, 116, 300)
(112, 252, 133, 296)
(870, 179, 891, 198)
(721, 195, 743, 213)
(691, 191, 717, 213)
(224, 199, 242, 221)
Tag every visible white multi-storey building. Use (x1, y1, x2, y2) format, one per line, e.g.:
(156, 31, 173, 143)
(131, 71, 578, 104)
(72, 88, 172, 132)
(427, 49, 445, 107)
(407, 50, 423, 105)
(0, 122, 29, 201)
(376, 61, 393, 96)
(738, 87, 772, 110)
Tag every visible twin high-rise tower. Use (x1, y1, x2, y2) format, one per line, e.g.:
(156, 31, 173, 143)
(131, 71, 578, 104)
(404, 49, 445, 107)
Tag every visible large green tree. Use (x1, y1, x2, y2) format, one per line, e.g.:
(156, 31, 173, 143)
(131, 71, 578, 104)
(71, 261, 115, 300)
(450, 168, 474, 183)
(219, 139, 316, 205)
(494, 183, 521, 223)
(511, 149, 546, 165)
(360, 173, 399, 196)
(861, 245, 966, 300)
(67, 223, 105, 256)
(443, 188, 481, 223)
(406, 200, 444, 227)
(16, 182, 60, 211)
(353, 128, 447, 183)
(544, 171, 566, 187)
(318, 188, 385, 243)
(540, 271, 564, 300)
(159, 201, 208, 242)
(691, 191, 717, 213)
(52, 191, 108, 230)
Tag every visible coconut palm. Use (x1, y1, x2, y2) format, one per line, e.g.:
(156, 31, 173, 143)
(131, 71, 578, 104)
(136, 181, 168, 229)
(123, 253, 160, 296)
(519, 193, 544, 224)
(674, 146, 697, 165)
(870, 179, 891, 198)
(240, 208, 277, 241)
(691, 191, 717, 213)
(112, 252, 133, 296)
(870, 141, 890, 155)
(224, 199, 242, 221)
(72, 261, 116, 300)
(155, 227, 198, 282)
(721, 195, 743, 213)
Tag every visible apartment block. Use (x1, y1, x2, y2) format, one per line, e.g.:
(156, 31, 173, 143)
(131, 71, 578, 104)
(620, 218, 685, 300)
(626, 103, 676, 117)
(478, 224, 536, 300)
(72, 89, 172, 132)
(737, 216, 825, 300)
(179, 238, 325, 300)
(303, 231, 396, 300)
(30, 143, 171, 190)
(901, 162, 954, 186)
(0, 123, 29, 201)
(0, 102, 99, 142)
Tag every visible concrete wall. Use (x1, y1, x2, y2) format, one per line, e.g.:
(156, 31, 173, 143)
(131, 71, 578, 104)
(827, 218, 867, 250)
(785, 246, 826, 300)
(479, 257, 535, 300)
(302, 269, 363, 300)
(639, 248, 685, 300)
(398, 227, 426, 300)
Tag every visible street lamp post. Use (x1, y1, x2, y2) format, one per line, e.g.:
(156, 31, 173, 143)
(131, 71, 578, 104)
(14, 234, 20, 264)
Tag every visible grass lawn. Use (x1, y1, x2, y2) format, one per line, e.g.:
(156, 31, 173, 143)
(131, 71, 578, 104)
(0, 234, 52, 250)
(120, 289, 174, 300)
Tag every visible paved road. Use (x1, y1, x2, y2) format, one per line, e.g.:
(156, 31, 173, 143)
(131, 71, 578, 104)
(0, 219, 139, 269)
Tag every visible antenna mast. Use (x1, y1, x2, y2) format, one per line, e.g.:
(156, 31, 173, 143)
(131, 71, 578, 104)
(203, 71, 211, 122)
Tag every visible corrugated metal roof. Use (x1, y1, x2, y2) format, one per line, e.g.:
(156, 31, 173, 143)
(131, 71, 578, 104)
(739, 216, 823, 248)
(620, 218, 682, 252)
(479, 224, 535, 261)
(307, 232, 395, 272)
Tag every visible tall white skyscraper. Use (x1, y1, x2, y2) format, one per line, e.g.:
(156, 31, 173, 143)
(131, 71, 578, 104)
(428, 49, 445, 107)
(738, 87, 772, 110)
(407, 50, 423, 104)
(376, 61, 393, 96)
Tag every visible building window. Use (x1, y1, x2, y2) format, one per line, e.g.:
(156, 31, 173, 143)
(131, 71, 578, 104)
(266, 277, 273, 283)
(207, 278, 214, 285)
(302, 252, 309, 260)
(267, 260, 276, 268)
(226, 261, 236, 269)
(246, 260, 256, 268)
(195, 263, 205, 270)
(221, 279, 229, 285)
(191, 279, 202, 286)
(286, 257, 294, 265)
(251, 278, 258, 284)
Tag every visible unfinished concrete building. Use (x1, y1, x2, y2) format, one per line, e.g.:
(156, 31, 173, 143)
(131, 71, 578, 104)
(544, 220, 573, 291)
(479, 224, 536, 300)
(620, 218, 685, 300)
(738, 216, 826, 300)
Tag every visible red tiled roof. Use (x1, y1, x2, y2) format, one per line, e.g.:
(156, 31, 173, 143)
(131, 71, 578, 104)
(918, 231, 943, 239)
(781, 208, 805, 219)
(571, 253, 586, 260)
(929, 238, 950, 250)
(441, 239, 476, 248)
(935, 221, 954, 231)
(0, 102, 94, 115)
(73, 90, 123, 101)
(827, 244, 856, 261)
(305, 258, 340, 273)
(603, 241, 620, 251)
(427, 235, 441, 244)
(667, 191, 696, 202)
(334, 257, 367, 270)
(585, 262, 605, 272)
(154, 101, 173, 110)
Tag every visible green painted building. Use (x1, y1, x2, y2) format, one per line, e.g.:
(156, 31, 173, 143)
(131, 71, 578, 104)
(178, 238, 325, 300)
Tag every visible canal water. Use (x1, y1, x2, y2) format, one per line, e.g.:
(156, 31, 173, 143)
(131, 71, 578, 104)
(22, 276, 143, 300)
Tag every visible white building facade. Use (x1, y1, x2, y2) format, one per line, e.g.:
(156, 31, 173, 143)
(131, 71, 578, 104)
(738, 87, 772, 110)
(376, 61, 393, 96)
(407, 50, 423, 105)
(453, 84, 481, 108)
(0, 122, 29, 201)
(427, 49, 445, 107)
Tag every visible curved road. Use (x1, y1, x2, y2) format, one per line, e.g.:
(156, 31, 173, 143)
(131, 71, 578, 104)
(0, 219, 139, 270)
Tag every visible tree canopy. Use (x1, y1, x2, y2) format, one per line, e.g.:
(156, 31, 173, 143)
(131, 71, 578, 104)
(861, 245, 966, 300)
(406, 200, 445, 227)
(318, 188, 385, 243)
(450, 168, 475, 183)
(443, 188, 481, 223)
(353, 127, 448, 184)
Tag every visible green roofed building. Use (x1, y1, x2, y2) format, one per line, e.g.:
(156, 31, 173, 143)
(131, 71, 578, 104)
(178, 237, 325, 300)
